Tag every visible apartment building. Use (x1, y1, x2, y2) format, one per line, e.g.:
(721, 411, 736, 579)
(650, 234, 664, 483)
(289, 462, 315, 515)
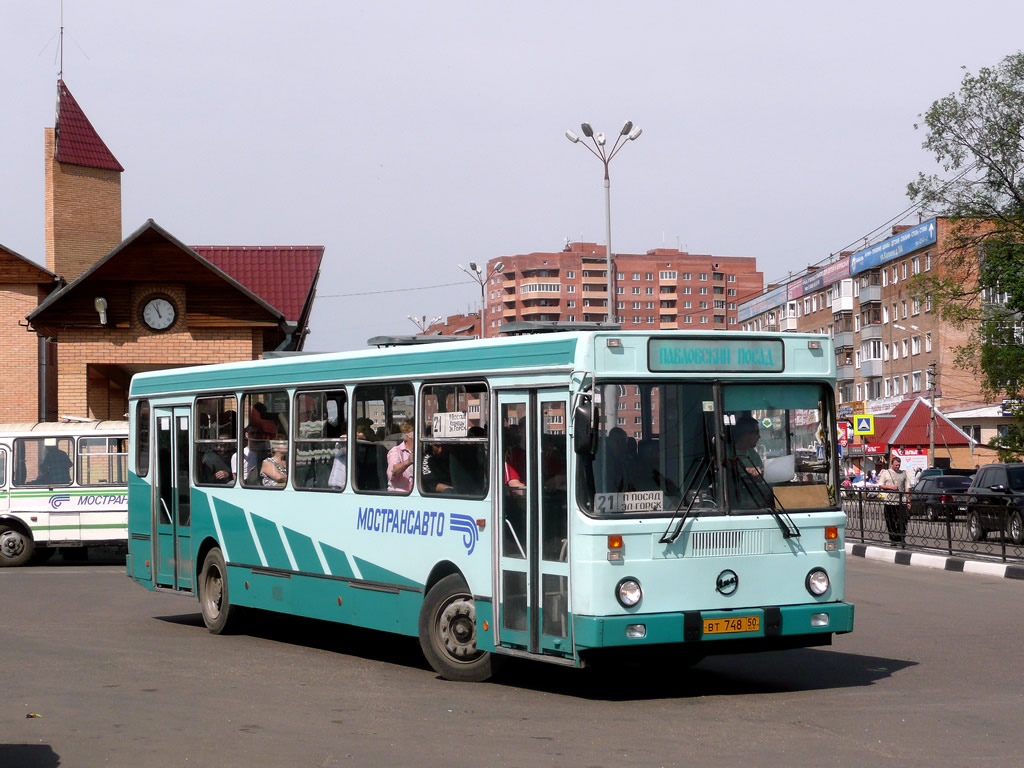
(481, 241, 763, 335)
(737, 217, 1006, 467)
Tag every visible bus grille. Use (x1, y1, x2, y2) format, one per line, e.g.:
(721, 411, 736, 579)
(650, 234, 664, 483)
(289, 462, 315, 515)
(687, 529, 767, 557)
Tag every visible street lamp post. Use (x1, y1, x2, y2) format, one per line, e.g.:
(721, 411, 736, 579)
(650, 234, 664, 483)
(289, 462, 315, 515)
(565, 120, 642, 324)
(459, 261, 504, 338)
(408, 314, 441, 334)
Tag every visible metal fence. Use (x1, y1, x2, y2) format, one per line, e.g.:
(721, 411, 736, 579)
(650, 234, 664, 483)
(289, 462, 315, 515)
(841, 488, 1024, 563)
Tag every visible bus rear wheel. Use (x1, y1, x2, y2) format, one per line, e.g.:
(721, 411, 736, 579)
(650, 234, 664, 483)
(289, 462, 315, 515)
(418, 573, 492, 682)
(199, 548, 241, 634)
(0, 523, 33, 567)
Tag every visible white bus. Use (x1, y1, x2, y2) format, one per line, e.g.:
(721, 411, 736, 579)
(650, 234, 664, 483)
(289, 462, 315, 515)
(0, 421, 129, 567)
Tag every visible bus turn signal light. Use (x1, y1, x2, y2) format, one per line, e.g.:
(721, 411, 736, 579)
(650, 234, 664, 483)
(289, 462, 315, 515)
(825, 526, 838, 551)
(608, 535, 624, 562)
(825, 527, 838, 539)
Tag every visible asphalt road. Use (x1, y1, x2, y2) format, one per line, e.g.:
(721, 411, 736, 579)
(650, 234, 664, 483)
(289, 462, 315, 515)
(2, 551, 1023, 767)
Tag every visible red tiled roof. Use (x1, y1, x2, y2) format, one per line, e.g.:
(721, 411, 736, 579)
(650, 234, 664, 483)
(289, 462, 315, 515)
(192, 246, 323, 324)
(54, 80, 124, 172)
(874, 398, 969, 447)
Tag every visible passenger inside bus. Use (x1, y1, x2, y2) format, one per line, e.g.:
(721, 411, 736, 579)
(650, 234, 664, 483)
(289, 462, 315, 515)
(232, 427, 263, 484)
(386, 421, 415, 492)
(260, 440, 288, 487)
(503, 425, 526, 489)
(201, 443, 233, 483)
(35, 447, 72, 485)
(421, 443, 454, 493)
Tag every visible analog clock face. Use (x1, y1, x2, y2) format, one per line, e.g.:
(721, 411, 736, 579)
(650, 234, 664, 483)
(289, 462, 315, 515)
(141, 297, 177, 331)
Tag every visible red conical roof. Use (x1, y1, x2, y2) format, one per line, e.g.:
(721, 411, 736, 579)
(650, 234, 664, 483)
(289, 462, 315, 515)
(54, 80, 124, 172)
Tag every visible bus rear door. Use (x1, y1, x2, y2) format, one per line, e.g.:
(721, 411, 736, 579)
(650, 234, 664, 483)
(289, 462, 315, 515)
(154, 407, 193, 591)
(496, 390, 572, 659)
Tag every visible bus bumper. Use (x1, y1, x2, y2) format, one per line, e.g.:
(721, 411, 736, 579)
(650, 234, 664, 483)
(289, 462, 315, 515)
(573, 601, 854, 651)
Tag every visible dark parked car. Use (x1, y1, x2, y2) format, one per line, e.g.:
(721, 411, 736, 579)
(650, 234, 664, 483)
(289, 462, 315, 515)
(909, 475, 973, 521)
(963, 463, 1024, 544)
(916, 467, 975, 485)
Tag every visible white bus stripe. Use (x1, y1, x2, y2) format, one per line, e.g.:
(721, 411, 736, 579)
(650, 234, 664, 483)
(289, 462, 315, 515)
(279, 524, 298, 572)
(210, 500, 229, 562)
(244, 509, 267, 567)
(346, 552, 361, 580)
(313, 540, 331, 576)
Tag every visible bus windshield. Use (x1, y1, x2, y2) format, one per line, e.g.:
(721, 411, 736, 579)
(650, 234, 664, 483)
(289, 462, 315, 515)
(581, 382, 835, 515)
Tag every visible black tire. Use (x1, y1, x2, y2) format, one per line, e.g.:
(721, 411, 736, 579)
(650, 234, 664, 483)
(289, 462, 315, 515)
(967, 512, 986, 542)
(418, 573, 492, 682)
(0, 523, 34, 567)
(199, 548, 241, 634)
(1007, 511, 1024, 546)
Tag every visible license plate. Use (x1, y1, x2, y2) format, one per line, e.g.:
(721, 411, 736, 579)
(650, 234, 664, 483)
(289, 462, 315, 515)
(703, 615, 760, 634)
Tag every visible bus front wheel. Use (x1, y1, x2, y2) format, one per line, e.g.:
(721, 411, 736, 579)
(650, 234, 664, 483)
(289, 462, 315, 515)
(418, 573, 492, 682)
(199, 548, 241, 634)
(0, 523, 34, 567)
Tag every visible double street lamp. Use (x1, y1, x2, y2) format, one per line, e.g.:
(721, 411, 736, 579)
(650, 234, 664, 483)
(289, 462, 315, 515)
(459, 260, 504, 338)
(565, 120, 643, 324)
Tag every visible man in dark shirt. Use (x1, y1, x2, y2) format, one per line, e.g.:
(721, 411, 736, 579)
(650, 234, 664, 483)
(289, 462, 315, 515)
(422, 443, 454, 494)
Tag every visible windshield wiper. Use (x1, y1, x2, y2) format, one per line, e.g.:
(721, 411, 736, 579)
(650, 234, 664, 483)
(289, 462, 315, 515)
(733, 464, 801, 539)
(660, 455, 713, 544)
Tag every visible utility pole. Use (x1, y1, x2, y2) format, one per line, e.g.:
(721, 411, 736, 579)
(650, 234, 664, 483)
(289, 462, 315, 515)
(928, 361, 938, 465)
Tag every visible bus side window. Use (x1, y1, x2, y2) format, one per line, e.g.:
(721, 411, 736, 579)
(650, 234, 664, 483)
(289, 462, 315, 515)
(294, 389, 348, 492)
(241, 391, 288, 489)
(353, 382, 414, 494)
(420, 382, 488, 499)
(16, 437, 74, 486)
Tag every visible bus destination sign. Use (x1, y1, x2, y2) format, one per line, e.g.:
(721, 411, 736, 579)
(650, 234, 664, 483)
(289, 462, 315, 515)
(649, 338, 785, 373)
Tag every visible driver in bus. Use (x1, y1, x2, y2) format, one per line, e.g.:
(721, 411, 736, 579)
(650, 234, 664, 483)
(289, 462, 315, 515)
(727, 415, 772, 508)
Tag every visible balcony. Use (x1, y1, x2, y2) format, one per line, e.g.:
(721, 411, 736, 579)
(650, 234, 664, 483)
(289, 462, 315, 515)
(832, 294, 855, 313)
(837, 364, 856, 382)
(859, 284, 882, 304)
(519, 280, 562, 298)
(833, 331, 854, 349)
(861, 359, 884, 378)
(860, 323, 883, 341)
(781, 316, 799, 331)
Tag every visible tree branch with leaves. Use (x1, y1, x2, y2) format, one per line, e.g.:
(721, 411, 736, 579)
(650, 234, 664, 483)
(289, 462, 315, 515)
(908, 52, 1024, 458)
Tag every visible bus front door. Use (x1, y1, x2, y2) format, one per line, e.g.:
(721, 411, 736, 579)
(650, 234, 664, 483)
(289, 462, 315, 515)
(496, 390, 572, 659)
(154, 407, 193, 591)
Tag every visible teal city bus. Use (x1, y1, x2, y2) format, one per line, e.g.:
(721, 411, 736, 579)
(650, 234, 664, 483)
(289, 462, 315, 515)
(125, 327, 853, 681)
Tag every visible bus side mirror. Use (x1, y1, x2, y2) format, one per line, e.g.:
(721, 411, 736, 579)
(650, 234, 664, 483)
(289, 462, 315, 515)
(573, 397, 597, 455)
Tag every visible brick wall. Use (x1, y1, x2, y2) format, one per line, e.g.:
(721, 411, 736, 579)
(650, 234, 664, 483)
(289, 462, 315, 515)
(44, 128, 122, 282)
(56, 327, 262, 420)
(0, 285, 42, 420)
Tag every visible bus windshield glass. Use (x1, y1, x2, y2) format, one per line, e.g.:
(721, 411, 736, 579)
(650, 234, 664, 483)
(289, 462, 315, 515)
(580, 382, 834, 515)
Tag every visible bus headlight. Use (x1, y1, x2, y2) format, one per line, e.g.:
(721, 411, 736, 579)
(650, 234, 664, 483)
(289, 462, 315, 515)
(616, 578, 642, 608)
(805, 569, 830, 596)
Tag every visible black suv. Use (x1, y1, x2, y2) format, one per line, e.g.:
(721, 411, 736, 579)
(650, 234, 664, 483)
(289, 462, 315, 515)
(964, 463, 1024, 544)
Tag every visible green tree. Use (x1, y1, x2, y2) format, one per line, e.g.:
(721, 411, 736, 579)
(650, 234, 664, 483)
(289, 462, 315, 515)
(908, 52, 1024, 459)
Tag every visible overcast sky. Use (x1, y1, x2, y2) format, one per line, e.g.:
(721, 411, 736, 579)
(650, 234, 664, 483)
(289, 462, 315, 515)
(3, 2, 1023, 351)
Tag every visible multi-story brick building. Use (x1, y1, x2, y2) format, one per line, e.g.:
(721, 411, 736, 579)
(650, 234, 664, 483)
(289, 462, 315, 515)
(4, 79, 323, 422)
(480, 241, 762, 336)
(737, 217, 1003, 468)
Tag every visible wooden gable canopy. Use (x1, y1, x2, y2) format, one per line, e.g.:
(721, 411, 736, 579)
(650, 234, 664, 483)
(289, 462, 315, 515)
(28, 219, 285, 336)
